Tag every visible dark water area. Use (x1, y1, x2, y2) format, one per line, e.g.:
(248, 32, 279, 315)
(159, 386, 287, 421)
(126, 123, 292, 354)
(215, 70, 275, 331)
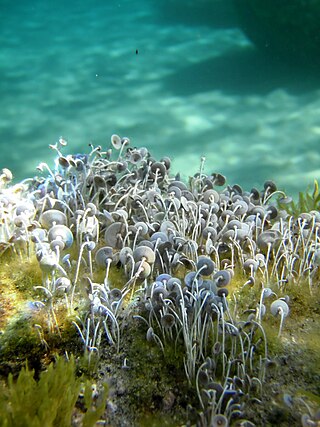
(1, 0, 320, 196)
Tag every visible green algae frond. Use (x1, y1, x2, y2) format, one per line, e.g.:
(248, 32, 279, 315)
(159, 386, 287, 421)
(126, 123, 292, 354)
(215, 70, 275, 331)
(0, 356, 107, 427)
(278, 179, 320, 215)
(0, 357, 80, 427)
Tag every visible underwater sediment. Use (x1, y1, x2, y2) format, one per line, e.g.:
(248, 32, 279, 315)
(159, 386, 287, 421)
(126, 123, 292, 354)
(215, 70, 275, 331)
(0, 135, 319, 426)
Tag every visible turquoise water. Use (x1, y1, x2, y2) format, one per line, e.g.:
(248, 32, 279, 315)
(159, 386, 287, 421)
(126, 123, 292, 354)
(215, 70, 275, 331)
(1, 0, 320, 196)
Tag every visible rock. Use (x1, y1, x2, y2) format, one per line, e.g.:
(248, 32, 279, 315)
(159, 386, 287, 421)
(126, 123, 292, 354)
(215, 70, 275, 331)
(232, 0, 320, 66)
(162, 390, 176, 411)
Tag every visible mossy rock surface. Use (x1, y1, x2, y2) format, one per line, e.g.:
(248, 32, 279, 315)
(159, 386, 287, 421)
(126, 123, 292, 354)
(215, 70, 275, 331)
(233, 0, 320, 65)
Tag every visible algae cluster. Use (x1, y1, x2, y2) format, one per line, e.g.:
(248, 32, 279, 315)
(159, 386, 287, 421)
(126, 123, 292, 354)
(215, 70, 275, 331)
(0, 136, 319, 426)
(0, 356, 107, 427)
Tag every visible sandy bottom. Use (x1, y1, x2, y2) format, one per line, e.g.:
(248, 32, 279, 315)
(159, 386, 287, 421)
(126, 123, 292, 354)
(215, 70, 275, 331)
(1, 0, 320, 196)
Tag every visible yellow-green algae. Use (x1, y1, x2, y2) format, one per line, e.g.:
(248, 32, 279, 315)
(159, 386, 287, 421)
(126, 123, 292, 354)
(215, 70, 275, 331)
(0, 255, 41, 330)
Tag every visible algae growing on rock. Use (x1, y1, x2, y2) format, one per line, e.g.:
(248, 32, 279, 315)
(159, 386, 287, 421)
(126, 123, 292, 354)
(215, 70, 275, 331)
(0, 135, 319, 426)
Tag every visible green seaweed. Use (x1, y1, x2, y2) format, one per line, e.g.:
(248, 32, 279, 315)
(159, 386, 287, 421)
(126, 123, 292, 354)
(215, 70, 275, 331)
(0, 357, 80, 427)
(279, 179, 320, 215)
(0, 356, 108, 427)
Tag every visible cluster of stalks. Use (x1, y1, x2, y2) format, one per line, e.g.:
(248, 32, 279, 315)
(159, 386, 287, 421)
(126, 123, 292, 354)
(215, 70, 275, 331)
(0, 135, 319, 425)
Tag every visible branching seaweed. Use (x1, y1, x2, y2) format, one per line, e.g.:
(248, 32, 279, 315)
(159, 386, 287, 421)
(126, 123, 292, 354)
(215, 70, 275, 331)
(0, 356, 107, 427)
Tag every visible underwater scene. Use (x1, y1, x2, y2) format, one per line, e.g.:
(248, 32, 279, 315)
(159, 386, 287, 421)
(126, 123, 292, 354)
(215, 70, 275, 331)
(0, 1, 320, 426)
(1, 0, 320, 193)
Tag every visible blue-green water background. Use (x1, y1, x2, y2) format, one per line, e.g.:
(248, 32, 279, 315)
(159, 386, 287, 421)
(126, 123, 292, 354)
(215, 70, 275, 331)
(1, 0, 320, 196)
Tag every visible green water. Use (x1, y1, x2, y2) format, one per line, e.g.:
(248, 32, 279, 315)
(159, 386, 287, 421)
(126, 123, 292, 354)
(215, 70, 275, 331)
(1, 0, 320, 196)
